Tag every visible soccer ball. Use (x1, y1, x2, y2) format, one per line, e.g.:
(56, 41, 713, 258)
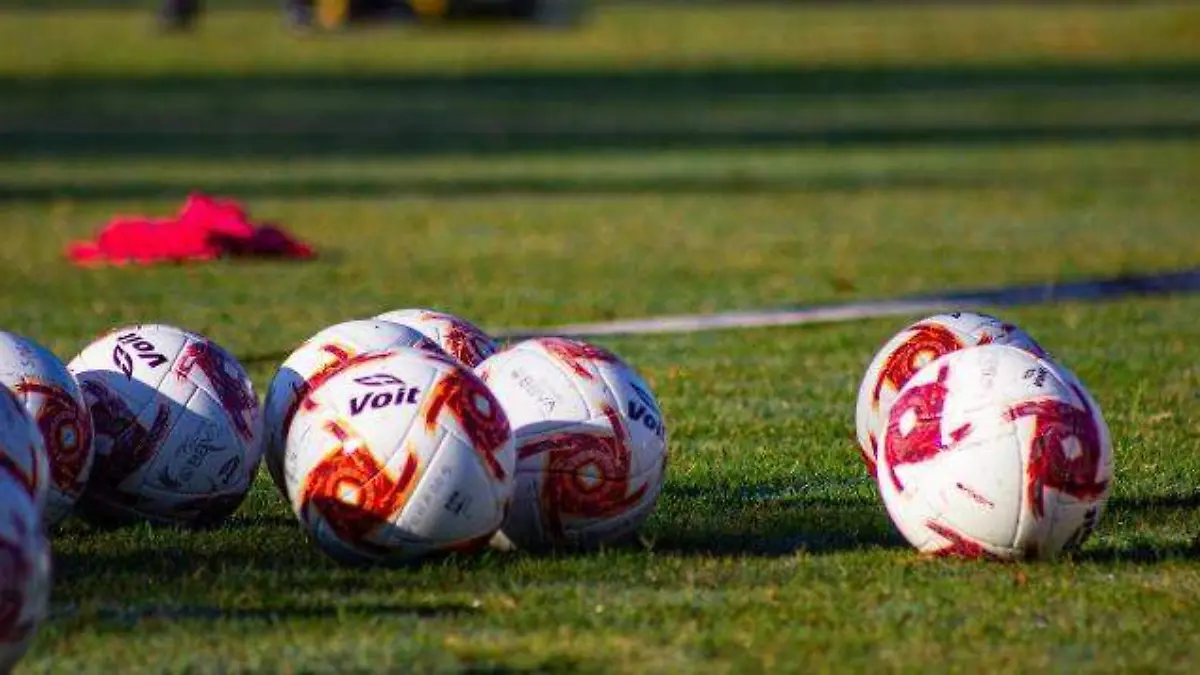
(285, 347, 514, 565)
(376, 308, 497, 368)
(262, 319, 441, 499)
(855, 312, 1046, 475)
(0, 387, 48, 515)
(67, 324, 262, 528)
(0, 410, 51, 672)
(475, 337, 667, 550)
(0, 332, 94, 526)
(877, 344, 1112, 560)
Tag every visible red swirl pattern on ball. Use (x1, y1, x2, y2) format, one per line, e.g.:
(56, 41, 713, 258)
(424, 369, 510, 482)
(81, 380, 172, 485)
(296, 349, 394, 419)
(14, 381, 91, 499)
(0, 454, 38, 504)
(863, 432, 879, 475)
(0, 389, 39, 500)
(873, 323, 964, 404)
(538, 338, 620, 381)
(925, 520, 997, 559)
(282, 343, 352, 431)
(518, 407, 646, 539)
(1005, 389, 1108, 519)
(883, 364, 972, 493)
(299, 420, 420, 550)
(176, 342, 257, 443)
(426, 312, 495, 368)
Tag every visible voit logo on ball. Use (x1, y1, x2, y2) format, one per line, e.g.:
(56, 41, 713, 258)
(349, 373, 422, 416)
(627, 383, 665, 440)
(111, 331, 171, 378)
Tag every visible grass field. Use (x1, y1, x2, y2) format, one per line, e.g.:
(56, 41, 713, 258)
(2, 2, 1200, 672)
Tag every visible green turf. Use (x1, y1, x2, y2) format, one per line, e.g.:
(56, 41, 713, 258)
(2, 3, 1200, 672)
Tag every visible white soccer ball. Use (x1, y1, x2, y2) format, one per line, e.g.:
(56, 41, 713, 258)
(475, 337, 668, 550)
(262, 319, 442, 499)
(877, 344, 1112, 560)
(0, 388, 48, 517)
(855, 312, 1046, 476)
(0, 416, 51, 672)
(376, 308, 497, 368)
(67, 324, 262, 528)
(0, 332, 94, 526)
(285, 347, 514, 565)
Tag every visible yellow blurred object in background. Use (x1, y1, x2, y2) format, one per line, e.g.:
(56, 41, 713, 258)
(316, 0, 350, 29)
(412, 0, 450, 21)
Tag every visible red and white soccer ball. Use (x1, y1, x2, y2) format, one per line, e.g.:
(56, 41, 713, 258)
(877, 344, 1112, 560)
(476, 337, 668, 550)
(0, 332, 94, 526)
(855, 312, 1046, 475)
(0, 387, 51, 672)
(0, 402, 51, 672)
(376, 308, 497, 369)
(262, 319, 441, 499)
(67, 324, 262, 528)
(284, 347, 514, 565)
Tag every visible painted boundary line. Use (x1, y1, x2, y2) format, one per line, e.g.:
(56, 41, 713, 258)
(496, 269, 1200, 339)
(237, 269, 1199, 366)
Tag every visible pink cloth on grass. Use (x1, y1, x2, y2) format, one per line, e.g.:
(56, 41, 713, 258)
(67, 194, 316, 265)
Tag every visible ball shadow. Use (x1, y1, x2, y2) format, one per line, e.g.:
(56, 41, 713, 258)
(52, 600, 478, 627)
(644, 476, 904, 557)
(1070, 493, 1200, 564)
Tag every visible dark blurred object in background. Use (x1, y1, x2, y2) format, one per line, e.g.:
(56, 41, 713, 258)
(303, 0, 588, 29)
(158, 0, 202, 30)
(157, 0, 586, 31)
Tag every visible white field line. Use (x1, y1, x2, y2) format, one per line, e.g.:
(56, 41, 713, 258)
(498, 298, 961, 339)
(495, 269, 1200, 339)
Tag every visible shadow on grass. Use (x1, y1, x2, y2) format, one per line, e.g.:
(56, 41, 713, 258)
(646, 477, 904, 557)
(1074, 493, 1200, 563)
(48, 484, 1200, 599)
(2, 62, 1198, 161)
(49, 475, 893, 595)
(52, 600, 478, 625)
(1074, 540, 1200, 564)
(1107, 491, 1200, 512)
(651, 483, 1200, 561)
(216, 512, 298, 531)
